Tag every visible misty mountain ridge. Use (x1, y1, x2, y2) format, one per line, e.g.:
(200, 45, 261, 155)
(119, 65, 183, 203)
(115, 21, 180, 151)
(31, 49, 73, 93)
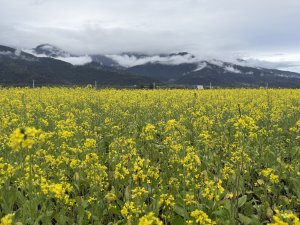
(33, 44, 72, 58)
(0, 44, 155, 86)
(1, 43, 300, 87)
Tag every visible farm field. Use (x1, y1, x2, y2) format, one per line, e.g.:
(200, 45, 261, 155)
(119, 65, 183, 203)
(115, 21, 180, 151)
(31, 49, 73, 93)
(0, 88, 299, 225)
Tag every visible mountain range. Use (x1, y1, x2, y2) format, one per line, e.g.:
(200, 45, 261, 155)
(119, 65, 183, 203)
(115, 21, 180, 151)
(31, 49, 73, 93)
(1, 43, 300, 87)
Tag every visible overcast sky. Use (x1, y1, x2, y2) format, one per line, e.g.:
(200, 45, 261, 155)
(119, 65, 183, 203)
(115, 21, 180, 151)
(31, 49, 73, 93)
(0, 0, 300, 71)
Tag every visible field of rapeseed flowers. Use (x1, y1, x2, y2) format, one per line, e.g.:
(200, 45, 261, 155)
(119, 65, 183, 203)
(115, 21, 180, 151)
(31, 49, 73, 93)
(0, 88, 299, 225)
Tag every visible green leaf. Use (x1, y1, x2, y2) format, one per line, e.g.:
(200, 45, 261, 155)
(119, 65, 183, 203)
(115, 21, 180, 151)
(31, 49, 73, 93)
(238, 213, 252, 225)
(45, 211, 54, 217)
(243, 202, 255, 217)
(79, 200, 89, 209)
(238, 195, 247, 208)
(290, 177, 300, 198)
(213, 208, 230, 219)
(173, 204, 188, 218)
(109, 205, 120, 215)
(223, 199, 232, 212)
(171, 215, 185, 225)
(125, 186, 130, 201)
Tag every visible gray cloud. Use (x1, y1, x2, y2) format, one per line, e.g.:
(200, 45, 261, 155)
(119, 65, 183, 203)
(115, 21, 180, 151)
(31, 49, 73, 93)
(0, 0, 300, 71)
(108, 53, 199, 67)
(23, 49, 92, 65)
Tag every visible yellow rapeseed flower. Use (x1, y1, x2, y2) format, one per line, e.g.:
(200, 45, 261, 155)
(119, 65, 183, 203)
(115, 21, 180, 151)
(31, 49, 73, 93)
(138, 212, 162, 225)
(191, 210, 216, 225)
(0, 213, 14, 225)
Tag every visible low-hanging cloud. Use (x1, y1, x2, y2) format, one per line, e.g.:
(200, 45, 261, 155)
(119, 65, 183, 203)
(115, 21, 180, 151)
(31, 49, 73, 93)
(247, 59, 300, 73)
(108, 53, 199, 67)
(54, 56, 92, 65)
(0, 0, 299, 72)
(23, 49, 92, 65)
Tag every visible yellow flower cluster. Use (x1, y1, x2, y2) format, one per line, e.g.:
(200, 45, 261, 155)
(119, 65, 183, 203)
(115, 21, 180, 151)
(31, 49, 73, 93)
(202, 180, 224, 201)
(159, 193, 175, 207)
(138, 212, 163, 225)
(40, 180, 74, 206)
(83, 138, 96, 149)
(0, 157, 15, 185)
(121, 201, 143, 220)
(260, 168, 280, 184)
(0, 213, 14, 225)
(0, 88, 299, 224)
(105, 192, 117, 202)
(268, 210, 300, 225)
(132, 186, 149, 198)
(141, 123, 157, 141)
(9, 127, 44, 150)
(190, 209, 216, 225)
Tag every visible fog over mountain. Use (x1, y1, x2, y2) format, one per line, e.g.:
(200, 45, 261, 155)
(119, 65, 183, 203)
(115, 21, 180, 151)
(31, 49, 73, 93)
(24, 44, 93, 65)
(0, 0, 299, 72)
(2, 43, 300, 88)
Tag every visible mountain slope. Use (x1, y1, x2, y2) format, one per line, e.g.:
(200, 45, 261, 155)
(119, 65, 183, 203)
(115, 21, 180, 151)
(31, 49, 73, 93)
(33, 44, 71, 57)
(176, 62, 300, 87)
(114, 54, 300, 87)
(127, 63, 198, 83)
(0, 45, 155, 86)
(2, 44, 300, 87)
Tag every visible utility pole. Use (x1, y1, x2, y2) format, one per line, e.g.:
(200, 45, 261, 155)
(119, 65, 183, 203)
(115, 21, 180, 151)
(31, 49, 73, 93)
(153, 82, 156, 89)
(32, 80, 35, 88)
(210, 82, 212, 89)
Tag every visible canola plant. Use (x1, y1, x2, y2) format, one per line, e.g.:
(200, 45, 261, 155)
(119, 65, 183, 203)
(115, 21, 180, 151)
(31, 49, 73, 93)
(0, 88, 299, 225)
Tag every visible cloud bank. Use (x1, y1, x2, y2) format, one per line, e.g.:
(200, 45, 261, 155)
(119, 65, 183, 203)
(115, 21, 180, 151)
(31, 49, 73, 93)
(23, 49, 92, 65)
(108, 53, 199, 67)
(0, 0, 299, 71)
